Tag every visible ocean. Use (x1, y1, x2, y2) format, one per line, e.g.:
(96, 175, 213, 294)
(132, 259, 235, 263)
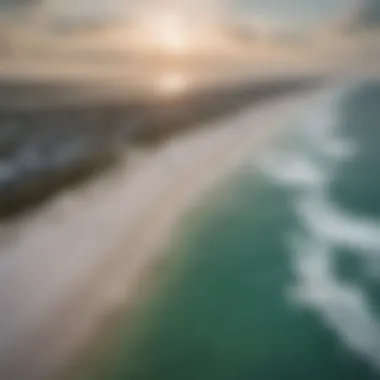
(81, 79, 380, 380)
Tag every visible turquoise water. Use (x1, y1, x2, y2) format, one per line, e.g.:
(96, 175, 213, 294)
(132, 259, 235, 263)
(94, 80, 380, 379)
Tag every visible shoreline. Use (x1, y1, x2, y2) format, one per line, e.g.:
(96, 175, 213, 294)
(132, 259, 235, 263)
(0, 84, 328, 380)
(0, 75, 321, 220)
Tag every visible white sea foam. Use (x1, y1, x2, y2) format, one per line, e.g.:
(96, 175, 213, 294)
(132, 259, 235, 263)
(261, 86, 356, 191)
(262, 152, 327, 189)
(300, 99, 356, 161)
(297, 192, 380, 252)
(290, 234, 380, 370)
(271, 84, 380, 372)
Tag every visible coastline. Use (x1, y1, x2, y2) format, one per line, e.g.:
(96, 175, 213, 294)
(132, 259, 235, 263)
(0, 75, 320, 220)
(0, 84, 327, 380)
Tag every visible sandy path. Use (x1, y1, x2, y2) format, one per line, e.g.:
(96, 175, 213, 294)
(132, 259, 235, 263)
(0, 87, 325, 380)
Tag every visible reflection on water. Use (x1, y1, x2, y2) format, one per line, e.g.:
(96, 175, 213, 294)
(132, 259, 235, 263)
(157, 72, 188, 96)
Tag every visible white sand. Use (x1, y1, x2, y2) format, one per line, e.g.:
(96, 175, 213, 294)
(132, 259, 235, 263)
(0, 87, 326, 379)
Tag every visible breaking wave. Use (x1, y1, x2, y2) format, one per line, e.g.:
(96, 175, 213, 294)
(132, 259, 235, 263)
(262, 83, 380, 371)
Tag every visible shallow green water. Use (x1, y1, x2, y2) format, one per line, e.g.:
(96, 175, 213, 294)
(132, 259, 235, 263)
(90, 80, 380, 380)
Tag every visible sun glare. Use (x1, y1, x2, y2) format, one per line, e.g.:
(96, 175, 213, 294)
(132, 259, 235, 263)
(157, 72, 187, 95)
(155, 13, 190, 53)
(139, 10, 193, 54)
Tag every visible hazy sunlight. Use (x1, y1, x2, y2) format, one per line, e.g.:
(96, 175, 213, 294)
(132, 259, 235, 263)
(157, 72, 188, 95)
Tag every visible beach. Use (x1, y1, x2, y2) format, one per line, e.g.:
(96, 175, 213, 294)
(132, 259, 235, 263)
(79, 77, 380, 380)
(0, 79, 327, 379)
(0, 2, 378, 378)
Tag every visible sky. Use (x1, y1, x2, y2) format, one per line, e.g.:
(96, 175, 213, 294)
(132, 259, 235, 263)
(43, 0, 358, 29)
(1, 0, 378, 33)
(352, 0, 380, 28)
(232, 0, 356, 27)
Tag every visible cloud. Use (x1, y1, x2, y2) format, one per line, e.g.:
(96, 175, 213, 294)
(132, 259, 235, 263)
(342, 0, 380, 32)
(358, 0, 380, 25)
(0, 0, 36, 9)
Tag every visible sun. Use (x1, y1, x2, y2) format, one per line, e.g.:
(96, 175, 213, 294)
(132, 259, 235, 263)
(153, 12, 190, 53)
(138, 9, 193, 54)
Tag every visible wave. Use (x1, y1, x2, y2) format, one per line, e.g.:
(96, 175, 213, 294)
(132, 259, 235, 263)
(296, 192, 380, 253)
(260, 86, 356, 190)
(262, 82, 380, 371)
(289, 233, 380, 371)
(261, 152, 328, 189)
(297, 91, 357, 161)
